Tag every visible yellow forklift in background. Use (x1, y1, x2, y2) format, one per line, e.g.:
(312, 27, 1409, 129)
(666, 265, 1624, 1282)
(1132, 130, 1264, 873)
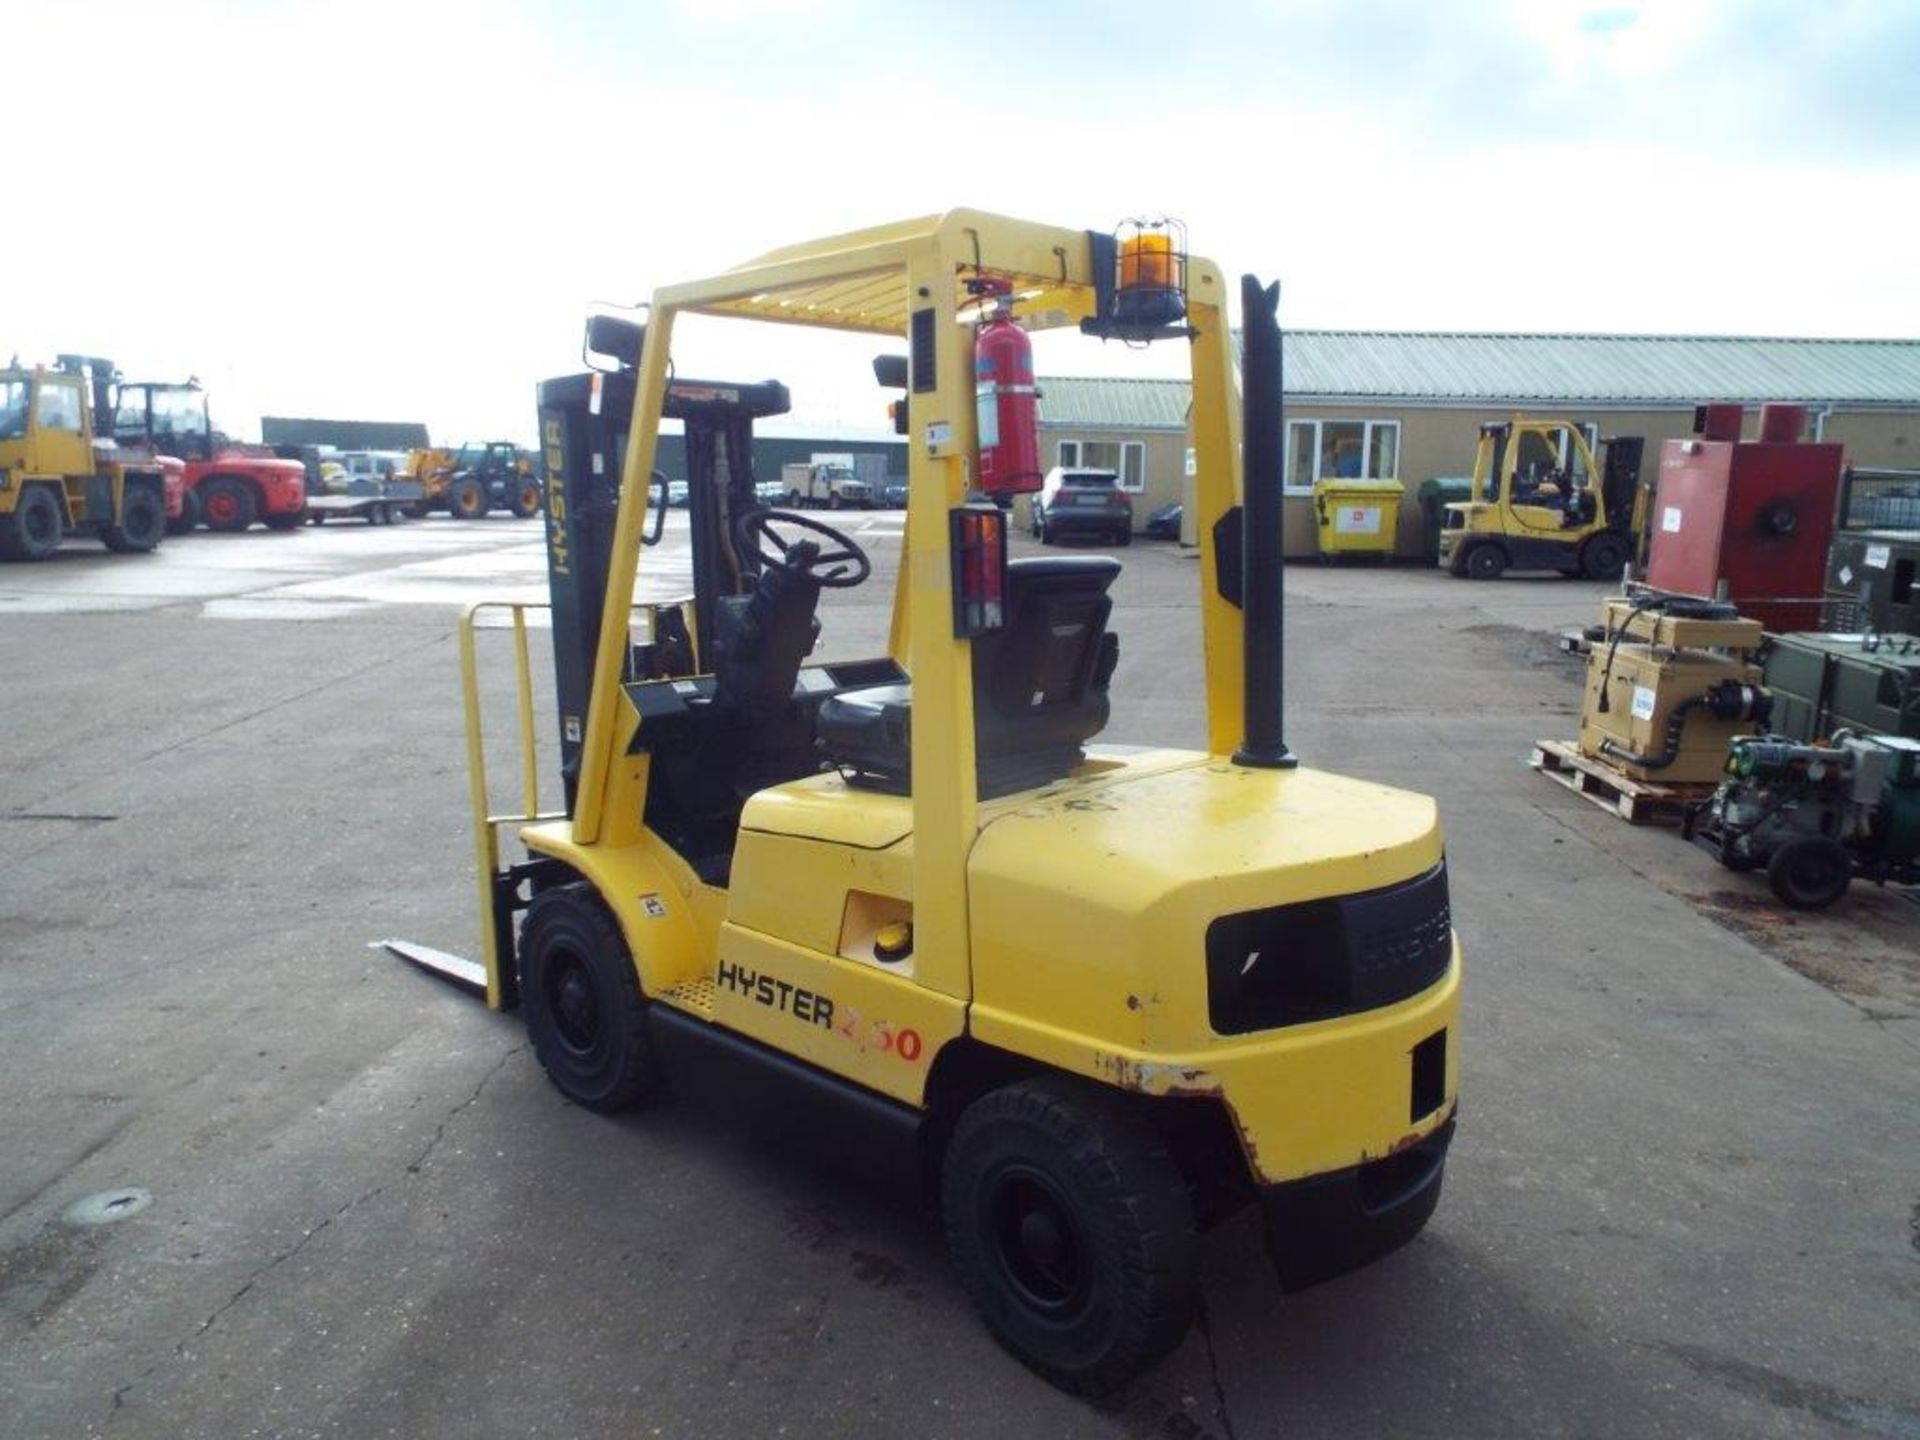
(1439, 416, 1645, 580)
(413, 212, 1460, 1392)
(0, 356, 171, 561)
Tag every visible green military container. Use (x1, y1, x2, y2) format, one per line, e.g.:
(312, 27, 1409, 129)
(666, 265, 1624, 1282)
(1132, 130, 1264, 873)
(1762, 632, 1920, 742)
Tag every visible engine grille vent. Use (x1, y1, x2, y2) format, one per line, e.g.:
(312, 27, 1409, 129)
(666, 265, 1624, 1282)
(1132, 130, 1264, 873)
(1206, 862, 1452, 1035)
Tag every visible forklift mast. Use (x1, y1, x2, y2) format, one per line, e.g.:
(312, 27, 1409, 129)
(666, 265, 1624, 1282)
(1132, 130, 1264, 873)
(1477, 422, 1510, 503)
(53, 354, 118, 432)
(1599, 435, 1645, 535)
(536, 362, 790, 807)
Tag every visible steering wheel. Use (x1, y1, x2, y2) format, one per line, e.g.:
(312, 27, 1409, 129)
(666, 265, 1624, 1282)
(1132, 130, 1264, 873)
(735, 507, 871, 588)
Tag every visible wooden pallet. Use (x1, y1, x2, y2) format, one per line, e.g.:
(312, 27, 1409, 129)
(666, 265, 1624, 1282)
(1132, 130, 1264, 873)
(1529, 739, 1714, 826)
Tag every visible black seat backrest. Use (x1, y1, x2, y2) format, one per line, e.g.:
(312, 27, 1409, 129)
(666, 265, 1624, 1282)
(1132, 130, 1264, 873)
(712, 545, 823, 720)
(972, 556, 1121, 765)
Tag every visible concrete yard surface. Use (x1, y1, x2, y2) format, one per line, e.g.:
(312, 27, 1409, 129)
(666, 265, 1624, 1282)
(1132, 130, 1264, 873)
(2, 515, 1917, 1439)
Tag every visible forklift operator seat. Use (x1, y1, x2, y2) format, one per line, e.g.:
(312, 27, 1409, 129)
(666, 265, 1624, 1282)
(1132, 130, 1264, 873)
(818, 555, 1122, 797)
(712, 540, 825, 721)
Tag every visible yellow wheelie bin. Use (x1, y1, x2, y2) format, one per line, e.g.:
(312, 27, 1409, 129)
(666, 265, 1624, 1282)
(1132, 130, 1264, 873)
(1313, 478, 1404, 561)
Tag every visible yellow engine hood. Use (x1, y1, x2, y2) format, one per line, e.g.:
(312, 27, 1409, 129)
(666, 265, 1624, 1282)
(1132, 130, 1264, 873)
(967, 751, 1443, 1054)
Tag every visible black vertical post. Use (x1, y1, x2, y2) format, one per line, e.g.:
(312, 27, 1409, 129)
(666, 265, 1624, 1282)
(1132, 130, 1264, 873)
(1233, 274, 1296, 770)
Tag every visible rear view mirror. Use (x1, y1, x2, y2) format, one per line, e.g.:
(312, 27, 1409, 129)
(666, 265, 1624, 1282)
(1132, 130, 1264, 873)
(585, 314, 646, 372)
(872, 354, 909, 389)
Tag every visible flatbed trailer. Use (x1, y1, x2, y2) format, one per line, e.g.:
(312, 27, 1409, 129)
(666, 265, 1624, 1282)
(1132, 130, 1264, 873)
(305, 480, 428, 526)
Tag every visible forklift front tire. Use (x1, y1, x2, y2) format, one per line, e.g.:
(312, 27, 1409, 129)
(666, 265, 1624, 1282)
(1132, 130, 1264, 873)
(100, 483, 167, 554)
(520, 883, 656, 1112)
(0, 484, 66, 561)
(1464, 544, 1506, 581)
(201, 477, 258, 532)
(1580, 533, 1628, 581)
(941, 1077, 1198, 1396)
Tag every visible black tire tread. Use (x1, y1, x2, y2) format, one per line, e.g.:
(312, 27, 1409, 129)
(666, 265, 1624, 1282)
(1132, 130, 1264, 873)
(1581, 533, 1629, 581)
(1766, 836, 1852, 911)
(449, 477, 488, 519)
(942, 1075, 1197, 1396)
(0, 484, 65, 561)
(201, 476, 258, 532)
(101, 480, 167, 554)
(519, 883, 655, 1111)
(1465, 543, 1506, 580)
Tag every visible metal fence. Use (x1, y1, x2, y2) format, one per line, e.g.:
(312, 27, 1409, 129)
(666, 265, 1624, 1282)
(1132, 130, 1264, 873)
(1843, 467, 1920, 530)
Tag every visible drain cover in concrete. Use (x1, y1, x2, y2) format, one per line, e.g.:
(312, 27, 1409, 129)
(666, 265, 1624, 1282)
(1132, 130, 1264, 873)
(63, 1188, 153, 1225)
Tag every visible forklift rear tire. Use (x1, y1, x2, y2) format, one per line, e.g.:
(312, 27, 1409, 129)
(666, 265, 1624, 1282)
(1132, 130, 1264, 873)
(201, 478, 258, 532)
(520, 884, 656, 1112)
(942, 1076, 1198, 1396)
(100, 483, 166, 554)
(510, 481, 543, 519)
(1464, 544, 1506, 580)
(1766, 837, 1852, 911)
(1581, 534, 1629, 581)
(0, 484, 66, 561)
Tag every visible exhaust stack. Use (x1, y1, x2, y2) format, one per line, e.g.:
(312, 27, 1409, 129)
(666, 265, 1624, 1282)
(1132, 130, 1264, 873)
(1233, 275, 1296, 770)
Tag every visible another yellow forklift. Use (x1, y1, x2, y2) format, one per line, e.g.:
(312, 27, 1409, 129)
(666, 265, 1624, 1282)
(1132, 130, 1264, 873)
(420, 211, 1460, 1392)
(0, 356, 171, 560)
(1438, 416, 1645, 580)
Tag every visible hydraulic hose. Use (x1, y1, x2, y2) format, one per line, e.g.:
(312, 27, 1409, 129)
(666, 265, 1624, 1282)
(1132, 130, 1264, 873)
(1599, 680, 1771, 771)
(1595, 593, 1740, 713)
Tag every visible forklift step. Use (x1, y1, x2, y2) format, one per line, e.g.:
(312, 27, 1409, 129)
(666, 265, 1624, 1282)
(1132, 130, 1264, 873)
(657, 977, 717, 1019)
(1529, 739, 1714, 827)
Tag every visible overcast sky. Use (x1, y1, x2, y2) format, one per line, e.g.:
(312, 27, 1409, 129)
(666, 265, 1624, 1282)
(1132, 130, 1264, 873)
(6, 0, 1918, 445)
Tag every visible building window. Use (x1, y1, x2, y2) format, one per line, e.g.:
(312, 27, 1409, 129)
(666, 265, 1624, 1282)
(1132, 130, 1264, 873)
(1284, 419, 1400, 493)
(1056, 438, 1146, 492)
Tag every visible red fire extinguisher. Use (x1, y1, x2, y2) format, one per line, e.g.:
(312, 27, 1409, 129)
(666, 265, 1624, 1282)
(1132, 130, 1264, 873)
(972, 281, 1043, 496)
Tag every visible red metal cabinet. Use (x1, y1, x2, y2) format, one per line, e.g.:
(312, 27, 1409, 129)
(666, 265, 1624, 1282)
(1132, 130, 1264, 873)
(1646, 407, 1843, 633)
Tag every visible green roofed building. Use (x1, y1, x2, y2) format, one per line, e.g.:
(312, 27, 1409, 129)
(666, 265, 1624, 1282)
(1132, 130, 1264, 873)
(1039, 331, 1920, 555)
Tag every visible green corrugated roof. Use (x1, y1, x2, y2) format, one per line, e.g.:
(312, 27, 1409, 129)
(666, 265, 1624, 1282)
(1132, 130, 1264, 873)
(1283, 330, 1920, 405)
(1037, 376, 1190, 429)
(1040, 332, 1920, 429)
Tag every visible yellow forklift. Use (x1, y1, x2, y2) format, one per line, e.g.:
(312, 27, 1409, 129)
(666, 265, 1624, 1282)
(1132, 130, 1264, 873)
(420, 212, 1460, 1392)
(0, 356, 171, 560)
(1438, 416, 1644, 580)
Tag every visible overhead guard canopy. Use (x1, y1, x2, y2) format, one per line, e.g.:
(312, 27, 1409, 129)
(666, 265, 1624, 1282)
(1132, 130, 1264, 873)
(654, 209, 1112, 335)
